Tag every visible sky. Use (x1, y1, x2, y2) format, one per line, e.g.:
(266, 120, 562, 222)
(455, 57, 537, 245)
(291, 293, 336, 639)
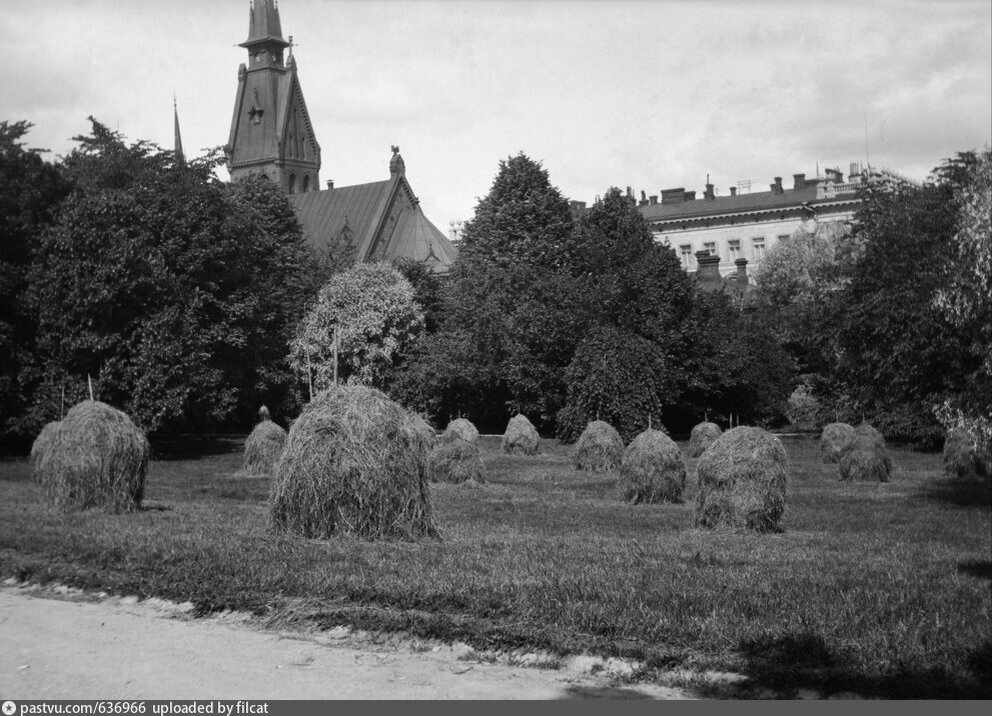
(4, 0, 991, 230)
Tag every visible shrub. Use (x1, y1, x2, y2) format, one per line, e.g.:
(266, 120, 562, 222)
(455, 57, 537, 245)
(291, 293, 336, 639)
(574, 420, 623, 472)
(695, 426, 788, 532)
(687, 421, 722, 458)
(820, 422, 855, 464)
(427, 435, 484, 484)
(942, 426, 990, 478)
(268, 384, 438, 540)
(36, 400, 150, 513)
(444, 418, 479, 444)
(242, 411, 287, 475)
(29, 421, 61, 480)
(786, 383, 822, 431)
(838, 434, 892, 482)
(619, 428, 686, 504)
(501, 414, 539, 455)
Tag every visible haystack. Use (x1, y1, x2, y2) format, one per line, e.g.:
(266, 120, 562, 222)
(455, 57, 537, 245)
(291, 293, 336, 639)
(242, 412, 287, 475)
(29, 420, 61, 480)
(820, 422, 855, 463)
(444, 418, 479, 444)
(36, 400, 150, 513)
(942, 426, 989, 478)
(854, 422, 885, 447)
(687, 421, 722, 458)
(268, 384, 438, 540)
(619, 428, 686, 504)
(695, 426, 788, 532)
(501, 414, 539, 455)
(427, 434, 484, 484)
(838, 433, 892, 482)
(574, 420, 623, 472)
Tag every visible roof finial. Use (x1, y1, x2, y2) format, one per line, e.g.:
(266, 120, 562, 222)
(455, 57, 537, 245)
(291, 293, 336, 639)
(389, 145, 405, 178)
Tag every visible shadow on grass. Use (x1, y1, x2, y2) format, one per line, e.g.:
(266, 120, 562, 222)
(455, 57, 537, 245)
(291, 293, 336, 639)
(917, 476, 992, 507)
(958, 560, 992, 580)
(558, 685, 654, 700)
(150, 435, 245, 461)
(687, 632, 992, 699)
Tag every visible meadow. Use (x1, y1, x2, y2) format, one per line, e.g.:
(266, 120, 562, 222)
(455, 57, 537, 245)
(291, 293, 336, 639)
(1, 434, 989, 698)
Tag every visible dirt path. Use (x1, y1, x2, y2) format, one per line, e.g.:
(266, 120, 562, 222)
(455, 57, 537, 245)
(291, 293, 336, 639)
(0, 584, 692, 700)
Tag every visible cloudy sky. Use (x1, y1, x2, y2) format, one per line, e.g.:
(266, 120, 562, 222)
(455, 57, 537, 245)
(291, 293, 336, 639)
(4, 0, 990, 229)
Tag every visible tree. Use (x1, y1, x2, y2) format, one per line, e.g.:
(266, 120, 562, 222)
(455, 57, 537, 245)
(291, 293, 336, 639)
(289, 262, 423, 392)
(0, 120, 70, 442)
(21, 119, 315, 434)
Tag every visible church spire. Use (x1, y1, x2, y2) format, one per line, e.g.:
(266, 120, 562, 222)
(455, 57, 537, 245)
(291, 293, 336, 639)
(242, 0, 289, 49)
(173, 94, 185, 164)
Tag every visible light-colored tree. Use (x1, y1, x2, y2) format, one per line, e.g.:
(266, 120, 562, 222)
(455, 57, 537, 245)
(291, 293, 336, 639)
(289, 262, 424, 391)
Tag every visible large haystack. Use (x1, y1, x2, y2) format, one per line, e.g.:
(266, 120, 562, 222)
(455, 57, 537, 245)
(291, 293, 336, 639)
(695, 426, 788, 532)
(619, 428, 686, 504)
(574, 420, 623, 472)
(838, 433, 892, 482)
(427, 435, 484, 484)
(687, 421, 722, 458)
(36, 401, 150, 513)
(942, 426, 989, 478)
(29, 420, 61, 481)
(268, 385, 438, 540)
(444, 418, 479, 444)
(242, 414, 287, 475)
(820, 422, 855, 463)
(501, 414, 540, 455)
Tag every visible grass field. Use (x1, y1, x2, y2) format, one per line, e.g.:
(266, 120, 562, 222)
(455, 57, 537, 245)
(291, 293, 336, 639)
(1, 434, 989, 698)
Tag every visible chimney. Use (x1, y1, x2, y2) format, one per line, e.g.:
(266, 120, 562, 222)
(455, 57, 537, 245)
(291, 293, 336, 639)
(649, 195, 658, 205)
(684, 190, 696, 201)
(326, 179, 335, 189)
(704, 182, 715, 200)
(661, 188, 685, 205)
(695, 251, 723, 291)
(730, 186, 737, 196)
(638, 189, 648, 207)
(770, 177, 783, 194)
(793, 173, 805, 191)
(734, 258, 749, 286)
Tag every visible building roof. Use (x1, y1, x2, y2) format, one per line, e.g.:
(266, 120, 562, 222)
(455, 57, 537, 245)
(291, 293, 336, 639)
(388, 204, 460, 270)
(241, 0, 289, 48)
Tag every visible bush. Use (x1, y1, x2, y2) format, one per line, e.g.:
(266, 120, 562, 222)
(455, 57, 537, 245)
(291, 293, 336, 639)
(695, 426, 788, 532)
(574, 420, 623, 472)
(618, 428, 686, 504)
(942, 426, 989, 478)
(36, 400, 149, 513)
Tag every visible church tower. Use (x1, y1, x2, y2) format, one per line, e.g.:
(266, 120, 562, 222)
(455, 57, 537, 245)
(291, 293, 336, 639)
(225, 0, 321, 194)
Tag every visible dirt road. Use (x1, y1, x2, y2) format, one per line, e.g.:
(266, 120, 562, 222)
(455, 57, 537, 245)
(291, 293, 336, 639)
(0, 584, 691, 700)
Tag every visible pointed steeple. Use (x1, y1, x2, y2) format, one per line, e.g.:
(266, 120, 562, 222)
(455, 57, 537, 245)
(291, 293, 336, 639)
(173, 95, 185, 164)
(241, 0, 290, 49)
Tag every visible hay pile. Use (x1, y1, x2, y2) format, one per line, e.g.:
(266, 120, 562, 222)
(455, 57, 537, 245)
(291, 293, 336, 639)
(695, 426, 788, 532)
(574, 420, 623, 472)
(268, 384, 438, 540)
(242, 410, 287, 475)
(501, 414, 539, 455)
(444, 418, 479, 444)
(619, 428, 686, 504)
(36, 400, 150, 513)
(942, 426, 990, 478)
(838, 433, 892, 482)
(427, 434, 484, 484)
(855, 422, 885, 446)
(29, 420, 61, 480)
(820, 422, 855, 463)
(687, 421, 722, 458)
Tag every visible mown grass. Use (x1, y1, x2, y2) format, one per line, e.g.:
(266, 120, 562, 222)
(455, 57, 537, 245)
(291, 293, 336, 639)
(1, 434, 989, 698)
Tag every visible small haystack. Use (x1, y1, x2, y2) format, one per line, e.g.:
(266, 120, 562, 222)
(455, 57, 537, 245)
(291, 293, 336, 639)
(427, 434, 484, 484)
(942, 426, 989, 478)
(838, 433, 892, 482)
(695, 426, 788, 532)
(820, 422, 855, 464)
(574, 420, 623, 472)
(854, 422, 885, 447)
(501, 414, 540, 455)
(269, 384, 438, 540)
(242, 408, 287, 476)
(444, 417, 479, 444)
(619, 428, 686, 504)
(687, 421, 722, 458)
(36, 400, 150, 513)
(29, 420, 61, 481)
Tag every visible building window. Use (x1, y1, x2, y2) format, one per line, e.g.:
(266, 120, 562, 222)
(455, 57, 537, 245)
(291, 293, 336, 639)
(728, 239, 741, 260)
(679, 244, 693, 269)
(302, 175, 310, 192)
(752, 237, 765, 261)
(777, 234, 790, 242)
(288, 173, 296, 194)
(703, 241, 717, 256)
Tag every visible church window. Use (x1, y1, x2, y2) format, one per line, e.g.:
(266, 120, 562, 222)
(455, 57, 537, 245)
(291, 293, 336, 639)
(302, 175, 310, 192)
(288, 173, 296, 194)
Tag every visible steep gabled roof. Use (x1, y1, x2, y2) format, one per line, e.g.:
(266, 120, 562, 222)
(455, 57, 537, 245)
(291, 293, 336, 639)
(386, 203, 460, 270)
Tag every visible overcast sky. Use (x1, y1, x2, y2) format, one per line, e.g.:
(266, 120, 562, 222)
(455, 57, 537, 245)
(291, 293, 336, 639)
(4, 0, 990, 229)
